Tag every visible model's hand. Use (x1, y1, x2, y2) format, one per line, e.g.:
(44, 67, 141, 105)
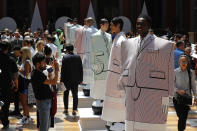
(176, 90, 185, 95)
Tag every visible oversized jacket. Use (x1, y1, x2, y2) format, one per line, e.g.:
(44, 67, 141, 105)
(119, 34, 174, 131)
(90, 30, 112, 99)
(64, 22, 73, 44)
(74, 25, 88, 59)
(82, 26, 98, 86)
(69, 24, 82, 45)
(101, 32, 126, 122)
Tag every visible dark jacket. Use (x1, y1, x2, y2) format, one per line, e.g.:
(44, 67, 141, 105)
(60, 53, 83, 85)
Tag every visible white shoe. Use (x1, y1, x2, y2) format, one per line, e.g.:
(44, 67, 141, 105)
(17, 116, 29, 125)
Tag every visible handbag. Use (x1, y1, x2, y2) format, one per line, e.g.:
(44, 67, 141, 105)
(27, 83, 36, 104)
(176, 69, 193, 106)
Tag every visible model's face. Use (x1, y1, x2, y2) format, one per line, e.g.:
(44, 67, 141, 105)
(101, 23, 109, 32)
(110, 23, 120, 34)
(179, 57, 188, 70)
(136, 18, 150, 37)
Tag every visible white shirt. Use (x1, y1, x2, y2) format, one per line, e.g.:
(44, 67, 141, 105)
(47, 43, 58, 58)
(30, 47, 35, 57)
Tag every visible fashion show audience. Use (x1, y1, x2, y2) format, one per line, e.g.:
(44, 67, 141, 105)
(0, 19, 197, 131)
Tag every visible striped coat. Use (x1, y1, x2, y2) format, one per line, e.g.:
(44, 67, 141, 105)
(101, 32, 126, 122)
(74, 25, 88, 59)
(119, 34, 174, 131)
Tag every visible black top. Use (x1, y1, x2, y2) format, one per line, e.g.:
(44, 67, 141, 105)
(0, 53, 18, 98)
(60, 53, 83, 85)
(31, 70, 52, 100)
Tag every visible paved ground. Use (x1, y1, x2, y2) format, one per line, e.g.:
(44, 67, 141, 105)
(0, 90, 197, 131)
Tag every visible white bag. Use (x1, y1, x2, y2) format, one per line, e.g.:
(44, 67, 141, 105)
(28, 83, 36, 104)
(61, 83, 66, 91)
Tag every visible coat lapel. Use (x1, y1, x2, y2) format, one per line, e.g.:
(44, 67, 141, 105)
(138, 35, 155, 56)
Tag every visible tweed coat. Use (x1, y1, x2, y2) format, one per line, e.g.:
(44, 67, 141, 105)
(119, 34, 174, 131)
(90, 30, 112, 100)
(101, 32, 126, 122)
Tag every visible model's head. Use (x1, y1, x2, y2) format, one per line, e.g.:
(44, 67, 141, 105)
(100, 18, 109, 32)
(73, 18, 78, 25)
(110, 17, 124, 34)
(86, 17, 94, 27)
(179, 55, 189, 70)
(136, 14, 151, 38)
(33, 52, 46, 71)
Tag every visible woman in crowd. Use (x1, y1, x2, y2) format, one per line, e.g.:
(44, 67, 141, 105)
(173, 55, 197, 131)
(35, 40, 45, 54)
(18, 47, 33, 124)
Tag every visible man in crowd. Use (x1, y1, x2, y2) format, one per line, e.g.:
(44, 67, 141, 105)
(47, 35, 58, 59)
(174, 40, 185, 69)
(31, 52, 59, 131)
(0, 41, 18, 130)
(61, 44, 83, 116)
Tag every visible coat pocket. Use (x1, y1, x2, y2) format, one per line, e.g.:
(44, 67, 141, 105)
(149, 71, 165, 79)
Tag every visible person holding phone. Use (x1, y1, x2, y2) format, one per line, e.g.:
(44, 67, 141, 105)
(31, 52, 59, 131)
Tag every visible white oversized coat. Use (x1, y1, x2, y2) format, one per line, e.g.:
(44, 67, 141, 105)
(101, 32, 126, 122)
(83, 26, 98, 87)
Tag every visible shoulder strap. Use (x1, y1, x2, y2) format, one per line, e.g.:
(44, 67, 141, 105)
(187, 68, 192, 94)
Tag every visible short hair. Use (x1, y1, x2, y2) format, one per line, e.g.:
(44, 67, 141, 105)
(86, 17, 94, 25)
(174, 33, 182, 39)
(99, 18, 109, 25)
(176, 40, 184, 48)
(0, 41, 9, 52)
(65, 44, 74, 51)
(44, 46, 52, 56)
(111, 17, 124, 31)
(32, 52, 46, 66)
(27, 38, 34, 46)
(138, 14, 152, 24)
(73, 18, 78, 22)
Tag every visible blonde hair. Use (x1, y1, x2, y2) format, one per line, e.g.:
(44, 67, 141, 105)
(21, 47, 32, 64)
(35, 40, 44, 53)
